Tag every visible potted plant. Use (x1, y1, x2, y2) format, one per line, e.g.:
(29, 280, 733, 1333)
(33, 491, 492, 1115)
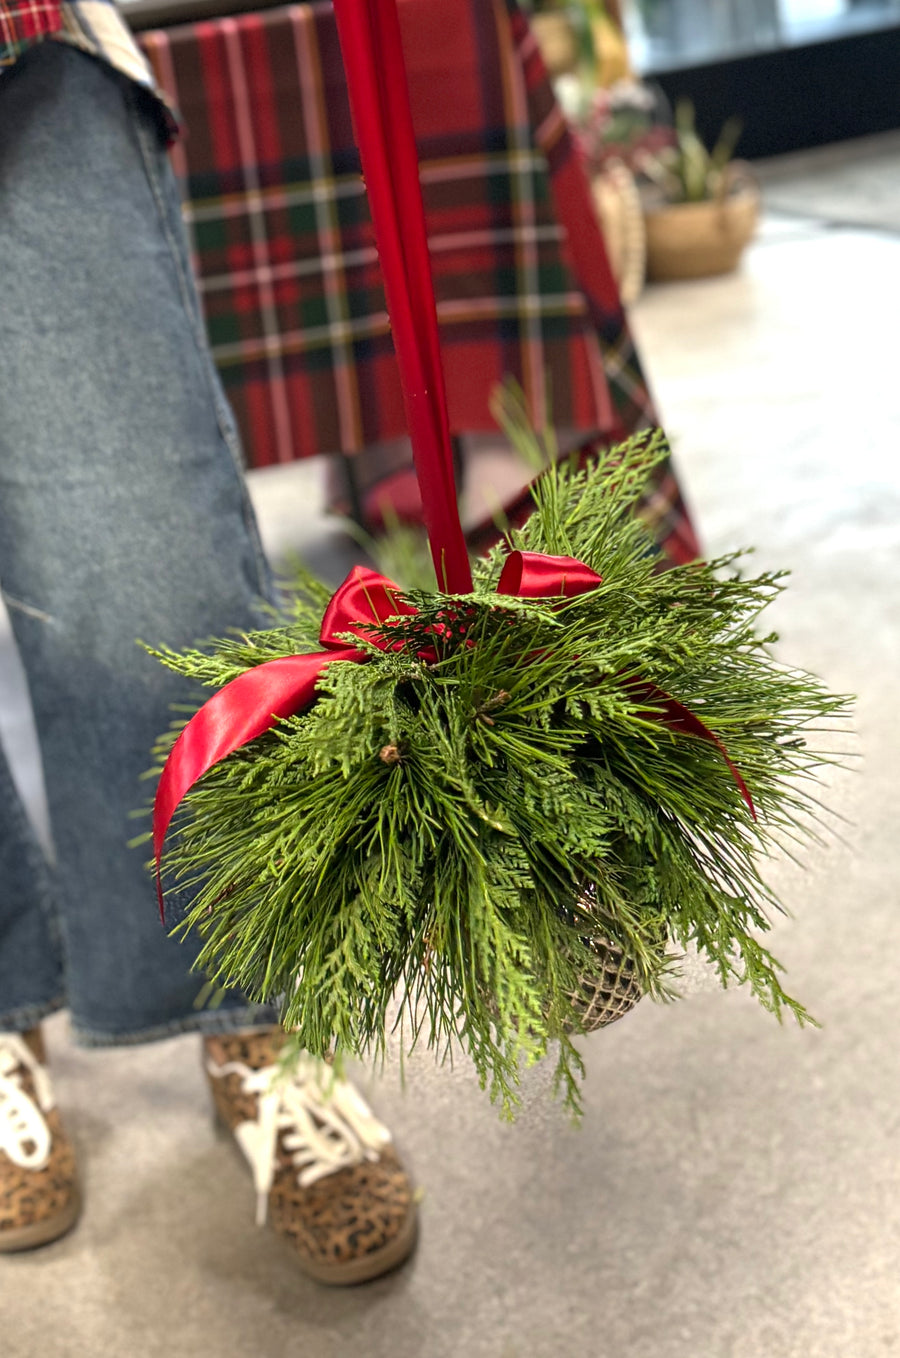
(638, 100, 760, 281)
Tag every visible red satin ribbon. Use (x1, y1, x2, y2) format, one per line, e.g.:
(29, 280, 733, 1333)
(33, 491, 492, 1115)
(331, 0, 472, 595)
(622, 679, 754, 816)
(154, 552, 754, 918)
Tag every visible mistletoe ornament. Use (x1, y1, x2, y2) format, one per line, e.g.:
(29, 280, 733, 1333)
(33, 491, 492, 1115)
(149, 0, 849, 1114)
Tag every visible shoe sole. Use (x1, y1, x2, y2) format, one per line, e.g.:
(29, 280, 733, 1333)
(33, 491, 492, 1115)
(213, 1108, 419, 1285)
(297, 1206, 419, 1287)
(0, 1188, 82, 1253)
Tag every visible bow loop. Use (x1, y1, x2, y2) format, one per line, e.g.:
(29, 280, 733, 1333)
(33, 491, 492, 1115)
(497, 551, 603, 600)
(319, 567, 417, 651)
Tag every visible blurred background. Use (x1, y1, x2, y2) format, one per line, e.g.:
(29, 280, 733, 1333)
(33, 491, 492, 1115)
(629, 0, 900, 75)
(3, 2, 899, 1354)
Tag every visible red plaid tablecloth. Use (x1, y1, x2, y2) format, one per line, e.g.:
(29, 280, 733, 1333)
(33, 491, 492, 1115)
(138, 0, 698, 561)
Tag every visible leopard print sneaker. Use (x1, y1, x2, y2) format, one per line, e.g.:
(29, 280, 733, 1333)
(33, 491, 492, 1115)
(0, 1028, 80, 1252)
(204, 1029, 418, 1286)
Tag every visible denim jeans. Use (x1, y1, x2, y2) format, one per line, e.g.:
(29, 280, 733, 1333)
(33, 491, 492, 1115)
(0, 43, 278, 1043)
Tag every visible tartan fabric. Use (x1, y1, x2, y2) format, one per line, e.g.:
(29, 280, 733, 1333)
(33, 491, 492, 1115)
(0, 0, 173, 129)
(139, 0, 609, 460)
(0, 0, 63, 65)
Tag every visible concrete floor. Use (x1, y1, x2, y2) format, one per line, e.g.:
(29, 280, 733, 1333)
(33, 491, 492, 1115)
(3, 134, 900, 1356)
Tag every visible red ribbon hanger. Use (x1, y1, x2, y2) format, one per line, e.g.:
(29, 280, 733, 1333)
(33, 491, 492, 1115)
(331, 0, 472, 596)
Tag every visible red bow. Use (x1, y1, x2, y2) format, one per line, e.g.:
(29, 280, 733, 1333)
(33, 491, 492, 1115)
(153, 552, 753, 917)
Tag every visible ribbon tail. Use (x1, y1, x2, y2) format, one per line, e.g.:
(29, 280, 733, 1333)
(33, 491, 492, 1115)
(626, 679, 757, 821)
(153, 648, 362, 920)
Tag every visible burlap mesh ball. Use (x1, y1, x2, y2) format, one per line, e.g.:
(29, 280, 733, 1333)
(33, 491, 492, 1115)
(563, 881, 647, 1031)
(569, 935, 645, 1031)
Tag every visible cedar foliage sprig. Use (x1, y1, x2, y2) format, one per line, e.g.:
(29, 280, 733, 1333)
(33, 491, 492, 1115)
(148, 409, 850, 1114)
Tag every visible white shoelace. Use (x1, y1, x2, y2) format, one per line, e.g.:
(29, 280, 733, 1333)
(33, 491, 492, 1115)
(207, 1054, 392, 1226)
(0, 1033, 56, 1171)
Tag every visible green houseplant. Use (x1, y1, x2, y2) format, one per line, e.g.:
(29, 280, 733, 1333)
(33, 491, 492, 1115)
(639, 100, 760, 280)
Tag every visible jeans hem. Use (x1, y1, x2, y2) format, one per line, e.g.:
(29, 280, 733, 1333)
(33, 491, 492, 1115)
(0, 993, 67, 1033)
(70, 1005, 280, 1048)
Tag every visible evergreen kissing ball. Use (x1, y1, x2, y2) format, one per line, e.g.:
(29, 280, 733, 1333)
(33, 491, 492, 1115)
(148, 427, 850, 1115)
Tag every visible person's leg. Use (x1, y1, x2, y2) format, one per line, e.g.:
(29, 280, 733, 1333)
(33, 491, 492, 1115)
(0, 42, 276, 1042)
(0, 752, 64, 1033)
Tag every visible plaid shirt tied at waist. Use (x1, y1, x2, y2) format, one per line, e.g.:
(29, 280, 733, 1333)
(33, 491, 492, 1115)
(0, 0, 172, 129)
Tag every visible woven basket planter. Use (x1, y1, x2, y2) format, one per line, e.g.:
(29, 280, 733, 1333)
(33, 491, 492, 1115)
(644, 172, 759, 282)
(591, 162, 646, 307)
